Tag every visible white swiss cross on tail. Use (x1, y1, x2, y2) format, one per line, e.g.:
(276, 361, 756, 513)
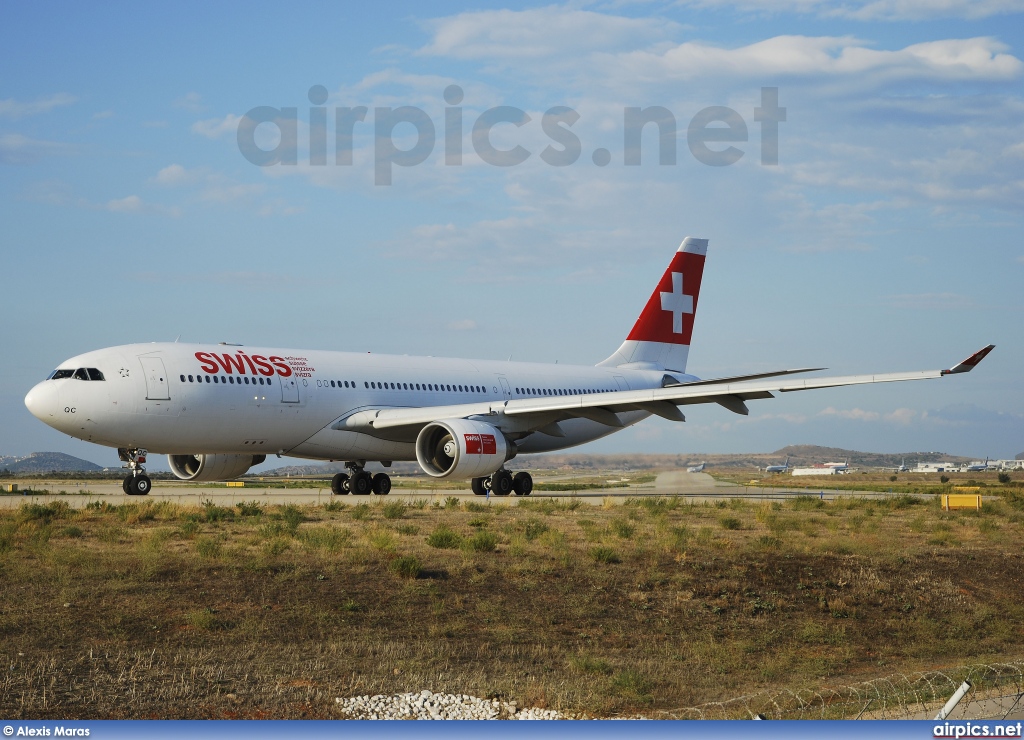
(597, 236, 708, 373)
(660, 272, 694, 334)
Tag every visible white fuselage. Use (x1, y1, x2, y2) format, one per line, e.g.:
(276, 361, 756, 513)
(25, 343, 693, 463)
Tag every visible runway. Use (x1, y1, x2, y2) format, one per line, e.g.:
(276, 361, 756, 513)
(0, 471, 944, 508)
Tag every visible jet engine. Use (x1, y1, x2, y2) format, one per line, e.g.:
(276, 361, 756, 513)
(415, 419, 510, 479)
(168, 453, 266, 482)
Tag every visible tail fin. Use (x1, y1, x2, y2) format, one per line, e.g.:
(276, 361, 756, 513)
(598, 236, 708, 372)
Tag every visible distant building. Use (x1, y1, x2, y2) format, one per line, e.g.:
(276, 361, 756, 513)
(912, 462, 959, 473)
(792, 467, 837, 476)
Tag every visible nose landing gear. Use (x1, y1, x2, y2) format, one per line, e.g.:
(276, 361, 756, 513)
(119, 447, 152, 496)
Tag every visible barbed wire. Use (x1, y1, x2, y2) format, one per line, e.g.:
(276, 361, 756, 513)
(655, 660, 1024, 720)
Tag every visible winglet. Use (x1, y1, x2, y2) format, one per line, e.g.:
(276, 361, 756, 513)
(942, 345, 995, 375)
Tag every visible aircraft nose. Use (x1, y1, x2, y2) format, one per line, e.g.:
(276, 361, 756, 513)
(24, 381, 59, 422)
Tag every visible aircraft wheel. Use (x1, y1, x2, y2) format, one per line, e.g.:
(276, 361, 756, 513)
(513, 472, 533, 496)
(331, 472, 349, 495)
(471, 477, 487, 496)
(130, 474, 152, 496)
(122, 476, 132, 494)
(490, 470, 513, 496)
(350, 471, 373, 495)
(372, 473, 391, 495)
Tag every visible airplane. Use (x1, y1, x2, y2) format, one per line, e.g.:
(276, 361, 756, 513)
(23, 236, 996, 497)
(686, 461, 706, 473)
(884, 458, 909, 473)
(821, 459, 850, 473)
(964, 457, 990, 472)
(764, 456, 790, 474)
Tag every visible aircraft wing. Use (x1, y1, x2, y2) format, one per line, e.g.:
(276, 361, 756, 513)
(335, 345, 994, 437)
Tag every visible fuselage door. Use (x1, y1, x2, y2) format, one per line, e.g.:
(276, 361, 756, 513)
(498, 376, 511, 401)
(280, 375, 299, 403)
(139, 356, 170, 400)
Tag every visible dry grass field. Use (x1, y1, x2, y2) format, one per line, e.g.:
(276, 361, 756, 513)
(1, 490, 1022, 718)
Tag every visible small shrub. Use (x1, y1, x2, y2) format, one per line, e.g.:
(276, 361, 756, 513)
(611, 670, 653, 703)
(280, 504, 303, 533)
(262, 537, 291, 556)
(940, 475, 950, 484)
(444, 496, 461, 510)
(590, 546, 620, 564)
(381, 501, 407, 520)
(368, 529, 397, 551)
(236, 500, 263, 517)
(195, 537, 222, 559)
(524, 520, 549, 541)
(350, 503, 372, 520)
(60, 525, 84, 538)
(719, 516, 742, 530)
(468, 517, 489, 529)
(323, 500, 346, 512)
(791, 496, 825, 511)
(426, 525, 463, 549)
(669, 525, 689, 551)
(998, 472, 1011, 484)
(611, 519, 635, 539)
(19, 501, 71, 524)
(178, 520, 199, 539)
(756, 535, 782, 549)
(569, 654, 613, 675)
(465, 530, 498, 552)
(890, 475, 898, 482)
(202, 500, 234, 523)
(465, 501, 489, 513)
(395, 524, 420, 535)
(390, 555, 421, 579)
(184, 608, 219, 630)
(300, 526, 351, 552)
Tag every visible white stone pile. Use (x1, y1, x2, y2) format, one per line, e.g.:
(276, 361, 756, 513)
(336, 689, 565, 720)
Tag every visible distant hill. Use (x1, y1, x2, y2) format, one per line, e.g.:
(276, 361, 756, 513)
(257, 445, 973, 477)
(0, 452, 104, 473)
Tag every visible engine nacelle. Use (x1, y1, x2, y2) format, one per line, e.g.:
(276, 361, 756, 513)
(415, 419, 509, 479)
(168, 453, 265, 482)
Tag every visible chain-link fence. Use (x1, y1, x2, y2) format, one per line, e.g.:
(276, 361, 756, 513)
(656, 661, 1024, 720)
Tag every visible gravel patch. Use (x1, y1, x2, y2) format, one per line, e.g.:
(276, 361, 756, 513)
(336, 690, 565, 720)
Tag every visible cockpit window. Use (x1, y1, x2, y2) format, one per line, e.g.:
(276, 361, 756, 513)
(48, 367, 106, 381)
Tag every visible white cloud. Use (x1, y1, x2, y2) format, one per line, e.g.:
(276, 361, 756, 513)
(0, 93, 76, 119)
(92, 110, 114, 120)
(672, 0, 1024, 20)
(0, 133, 66, 164)
(420, 7, 677, 60)
(174, 92, 204, 112)
(191, 114, 242, 139)
(820, 406, 880, 421)
(613, 36, 1022, 83)
(105, 195, 143, 213)
(153, 164, 192, 185)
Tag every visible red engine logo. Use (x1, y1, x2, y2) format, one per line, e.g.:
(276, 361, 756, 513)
(464, 434, 497, 455)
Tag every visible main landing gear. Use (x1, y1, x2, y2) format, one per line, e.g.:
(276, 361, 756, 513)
(331, 461, 391, 496)
(118, 447, 152, 496)
(472, 470, 533, 497)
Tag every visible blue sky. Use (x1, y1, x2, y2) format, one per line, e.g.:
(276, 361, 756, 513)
(2, 0, 1022, 469)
